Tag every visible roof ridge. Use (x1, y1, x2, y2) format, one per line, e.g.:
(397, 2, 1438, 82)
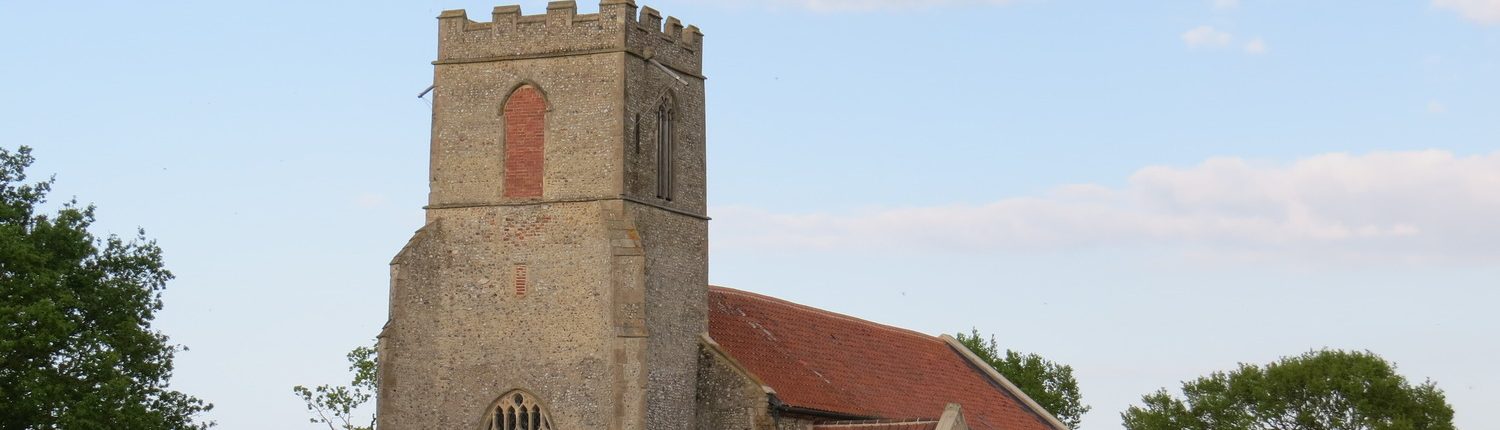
(708, 285, 943, 345)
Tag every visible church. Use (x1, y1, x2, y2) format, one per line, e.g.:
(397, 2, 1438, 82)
(375, 2, 1068, 429)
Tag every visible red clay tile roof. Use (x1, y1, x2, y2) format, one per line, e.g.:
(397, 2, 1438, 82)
(706, 286, 1059, 430)
(812, 420, 939, 430)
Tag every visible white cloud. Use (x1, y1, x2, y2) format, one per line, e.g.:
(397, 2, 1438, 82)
(1214, 0, 1240, 9)
(761, 0, 1011, 12)
(1434, 0, 1500, 24)
(1182, 26, 1234, 49)
(712, 150, 1500, 265)
(1243, 37, 1268, 54)
(1428, 100, 1448, 113)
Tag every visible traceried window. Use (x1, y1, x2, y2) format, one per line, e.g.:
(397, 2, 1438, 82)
(655, 101, 674, 201)
(484, 390, 552, 430)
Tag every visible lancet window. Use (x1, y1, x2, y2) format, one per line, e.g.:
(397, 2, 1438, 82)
(655, 100, 675, 201)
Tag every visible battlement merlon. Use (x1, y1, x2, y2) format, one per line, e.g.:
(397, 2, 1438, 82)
(435, 1, 704, 78)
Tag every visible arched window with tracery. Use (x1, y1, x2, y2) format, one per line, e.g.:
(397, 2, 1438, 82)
(483, 390, 552, 430)
(655, 99, 674, 201)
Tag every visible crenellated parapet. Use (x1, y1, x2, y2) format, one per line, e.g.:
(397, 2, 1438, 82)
(436, 0, 703, 77)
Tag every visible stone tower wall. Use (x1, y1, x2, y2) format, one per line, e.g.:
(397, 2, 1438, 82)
(426, 0, 702, 209)
(620, 5, 708, 426)
(379, 2, 707, 429)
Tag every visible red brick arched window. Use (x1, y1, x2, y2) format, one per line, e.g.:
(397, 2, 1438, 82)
(503, 85, 546, 198)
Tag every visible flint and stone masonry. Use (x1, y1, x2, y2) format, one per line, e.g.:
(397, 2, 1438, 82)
(376, 3, 1060, 429)
(377, 1, 708, 428)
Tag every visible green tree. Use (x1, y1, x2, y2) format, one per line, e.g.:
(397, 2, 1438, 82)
(957, 328, 1089, 429)
(1121, 349, 1455, 430)
(294, 343, 378, 430)
(0, 146, 213, 429)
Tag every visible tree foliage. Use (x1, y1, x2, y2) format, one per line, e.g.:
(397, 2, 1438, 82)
(1121, 349, 1455, 430)
(294, 343, 378, 430)
(956, 328, 1089, 429)
(0, 146, 213, 429)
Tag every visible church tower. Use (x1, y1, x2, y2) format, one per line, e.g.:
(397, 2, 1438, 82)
(377, 2, 707, 429)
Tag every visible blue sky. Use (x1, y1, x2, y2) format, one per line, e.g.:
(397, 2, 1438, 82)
(3, 0, 1498, 428)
